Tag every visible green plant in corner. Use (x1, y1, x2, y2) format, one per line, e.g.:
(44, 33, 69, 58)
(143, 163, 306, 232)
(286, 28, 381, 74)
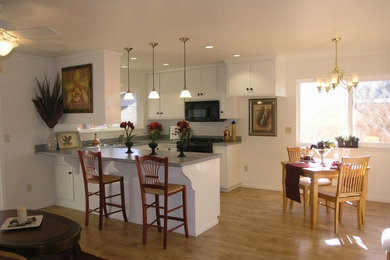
(32, 74, 63, 151)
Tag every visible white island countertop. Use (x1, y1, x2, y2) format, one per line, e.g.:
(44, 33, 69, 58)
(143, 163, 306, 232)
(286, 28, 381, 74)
(37, 146, 221, 167)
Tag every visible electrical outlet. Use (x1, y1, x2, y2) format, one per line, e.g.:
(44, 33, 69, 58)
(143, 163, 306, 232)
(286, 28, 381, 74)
(27, 184, 32, 192)
(244, 165, 248, 172)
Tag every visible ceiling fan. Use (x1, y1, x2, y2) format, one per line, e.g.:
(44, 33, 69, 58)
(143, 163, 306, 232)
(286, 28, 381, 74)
(0, 19, 63, 57)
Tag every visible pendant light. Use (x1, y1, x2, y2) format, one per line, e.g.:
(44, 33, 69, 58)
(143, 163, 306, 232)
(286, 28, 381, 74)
(123, 47, 134, 100)
(179, 37, 192, 98)
(148, 42, 160, 99)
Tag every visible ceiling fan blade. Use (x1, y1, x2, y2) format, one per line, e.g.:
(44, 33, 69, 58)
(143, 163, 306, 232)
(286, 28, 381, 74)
(19, 38, 64, 52)
(9, 26, 60, 39)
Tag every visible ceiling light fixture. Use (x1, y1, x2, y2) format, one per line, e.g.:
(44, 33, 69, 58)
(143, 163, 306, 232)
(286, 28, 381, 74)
(162, 63, 169, 66)
(205, 45, 214, 49)
(316, 37, 359, 93)
(123, 47, 135, 100)
(179, 37, 192, 99)
(130, 57, 137, 60)
(148, 42, 160, 99)
(0, 29, 19, 56)
(233, 54, 240, 57)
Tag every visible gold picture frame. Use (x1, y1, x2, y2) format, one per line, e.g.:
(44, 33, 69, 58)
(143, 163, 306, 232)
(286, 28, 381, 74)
(56, 131, 81, 149)
(249, 98, 277, 136)
(62, 64, 93, 113)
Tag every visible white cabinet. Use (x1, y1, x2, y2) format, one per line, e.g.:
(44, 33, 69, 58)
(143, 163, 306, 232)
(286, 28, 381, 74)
(147, 71, 184, 119)
(188, 67, 218, 100)
(213, 143, 241, 192)
(218, 66, 240, 119)
(55, 164, 75, 203)
(226, 57, 286, 97)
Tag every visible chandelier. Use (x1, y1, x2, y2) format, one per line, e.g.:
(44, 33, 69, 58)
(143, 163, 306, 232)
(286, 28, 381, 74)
(316, 37, 359, 93)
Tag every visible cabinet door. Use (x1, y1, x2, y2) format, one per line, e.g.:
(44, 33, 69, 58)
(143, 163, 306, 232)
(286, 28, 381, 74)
(187, 69, 201, 98)
(213, 146, 228, 189)
(200, 67, 218, 99)
(55, 165, 75, 203)
(160, 71, 185, 119)
(147, 73, 161, 119)
(227, 62, 250, 96)
(250, 60, 274, 96)
(218, 66, 239, 119)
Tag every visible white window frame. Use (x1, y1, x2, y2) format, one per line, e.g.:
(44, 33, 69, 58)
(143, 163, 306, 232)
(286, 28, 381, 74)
(297, 75, 390, 149)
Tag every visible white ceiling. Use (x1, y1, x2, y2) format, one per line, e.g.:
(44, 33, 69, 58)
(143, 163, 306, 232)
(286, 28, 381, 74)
(1, 0, 390, 70)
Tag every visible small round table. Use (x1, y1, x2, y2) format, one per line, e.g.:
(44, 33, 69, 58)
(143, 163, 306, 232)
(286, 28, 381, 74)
(0, 210, 82, 259)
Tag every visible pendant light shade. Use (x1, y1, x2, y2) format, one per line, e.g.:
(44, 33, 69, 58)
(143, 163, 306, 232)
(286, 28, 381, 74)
(179, 37, 192, 99)
(123, 47, 134, 100)
(148, 42, 160, 99)
(0, 29, 19, 56)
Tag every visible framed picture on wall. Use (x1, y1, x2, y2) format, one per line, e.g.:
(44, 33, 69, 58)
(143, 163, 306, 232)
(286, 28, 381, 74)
(56, 131, 81, 149)
(249, 98, 277, 136)
(62, 63, 93, 113)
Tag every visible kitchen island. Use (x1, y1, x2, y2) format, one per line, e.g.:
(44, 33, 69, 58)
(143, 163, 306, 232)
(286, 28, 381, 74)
(37, 146, 221, 236)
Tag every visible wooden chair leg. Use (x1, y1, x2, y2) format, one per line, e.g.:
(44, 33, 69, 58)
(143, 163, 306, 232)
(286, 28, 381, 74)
(120, 178, 128, 222)
(155, 194, 162, 232)
(326, 200, 330, 213)
(387, 251, 390, 260)
(303, 187, 309, 216)
(141, 193, 147, 244)
(334, 201, 339, 234)
(289, 199, 294, 209)
(99, 189, 104, 230)
(101, 187, 109, 218)
(339, 202, 344, 221)
(357, 201, 362, 230)
(282, 195, 288, 214)
(182, 186, 189, 237)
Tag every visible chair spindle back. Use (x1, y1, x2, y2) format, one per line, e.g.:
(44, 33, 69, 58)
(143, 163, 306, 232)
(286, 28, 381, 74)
(337, 156, 370, 197)
(135, 155, 168, 192)
(287, 147, 301, 162)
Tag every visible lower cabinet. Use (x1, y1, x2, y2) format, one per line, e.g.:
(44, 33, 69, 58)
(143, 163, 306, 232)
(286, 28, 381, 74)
(213, 143, 241, 192)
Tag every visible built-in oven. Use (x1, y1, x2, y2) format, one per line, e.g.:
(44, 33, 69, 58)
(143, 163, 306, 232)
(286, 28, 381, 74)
(185, 100, 222, 122)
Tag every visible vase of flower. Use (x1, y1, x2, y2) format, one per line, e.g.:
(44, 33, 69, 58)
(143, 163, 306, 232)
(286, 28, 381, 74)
(120, 121, 136, 154)
(47, 128, 57, 151)
(149, 142, 158, 155)
(147, 122, 162, 155)
(177, 142, 187, 157)
(125, 141, 133, 154)
(176, 120, 192, 158)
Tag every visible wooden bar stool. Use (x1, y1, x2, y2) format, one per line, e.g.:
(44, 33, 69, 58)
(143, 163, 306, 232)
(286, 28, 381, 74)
(135, 155, 189, 249)
(78, 150, 128, 230)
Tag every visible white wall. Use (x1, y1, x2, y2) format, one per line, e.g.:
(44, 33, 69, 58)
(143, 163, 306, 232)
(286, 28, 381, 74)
(0, 53, 57, 209)
(239, 52, 390, 203)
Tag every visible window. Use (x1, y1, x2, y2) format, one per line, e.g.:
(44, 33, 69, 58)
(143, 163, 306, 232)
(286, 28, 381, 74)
(121, 92, 138, 125)
(299, 78, 390, 146)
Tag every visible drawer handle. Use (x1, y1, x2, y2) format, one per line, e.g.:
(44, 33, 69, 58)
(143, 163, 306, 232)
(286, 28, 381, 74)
(68, 171, 72, 175)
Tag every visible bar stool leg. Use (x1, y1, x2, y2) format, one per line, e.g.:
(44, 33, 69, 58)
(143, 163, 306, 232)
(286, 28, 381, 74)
(155, 194, 162, 232)
(183, 186, 189, 237)
(120, 178, 128, 222)
(141, 193, 147, 244)
(85, 193, 90, 227)
(163, 195, 168, 249)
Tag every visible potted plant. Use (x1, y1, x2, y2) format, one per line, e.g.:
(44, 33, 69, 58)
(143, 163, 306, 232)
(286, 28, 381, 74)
(335, 136, 345, 147)
(351, 136, 360, 148)
(176, 120, 192, 157)
(120, 121, 135, 153)
(32, 74, 63, 151)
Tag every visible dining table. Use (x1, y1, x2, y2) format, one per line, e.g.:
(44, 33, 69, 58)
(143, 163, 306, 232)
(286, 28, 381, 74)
(281, 161, 339, 229)
(281, 160, 370, 230)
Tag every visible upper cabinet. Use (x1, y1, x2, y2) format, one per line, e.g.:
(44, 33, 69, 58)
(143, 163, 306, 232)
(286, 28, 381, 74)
(226, 57, 286, 97)
(187, 67, 218, 100)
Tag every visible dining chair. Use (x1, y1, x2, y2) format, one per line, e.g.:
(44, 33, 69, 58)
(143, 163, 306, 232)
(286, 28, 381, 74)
(317, 156, 370, 233)
(78, 150, 128, 230)
(135, 155, 189, 249)
(286, 147, 332, 216)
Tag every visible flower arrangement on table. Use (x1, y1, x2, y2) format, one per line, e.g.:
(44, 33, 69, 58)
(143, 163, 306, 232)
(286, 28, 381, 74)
(120, 121, 135, 153)
(120, 121, 135, 143)
(176, 120, 192, 145)
(147, 122, 162, 143)
(310, 140, 335, 166)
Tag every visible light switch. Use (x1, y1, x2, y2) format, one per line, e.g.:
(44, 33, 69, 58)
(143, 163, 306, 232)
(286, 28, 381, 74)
(285, 127, 292, 134)
(4, 134, 10, 143)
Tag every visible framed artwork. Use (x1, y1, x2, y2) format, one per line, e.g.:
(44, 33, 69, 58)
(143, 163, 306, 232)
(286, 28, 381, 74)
(249, 98, 277, 136)
(56, 131, 81, 149)
(62, 64, 93, 113)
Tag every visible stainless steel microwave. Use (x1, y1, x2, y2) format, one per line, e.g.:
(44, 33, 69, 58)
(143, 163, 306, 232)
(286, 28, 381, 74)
(185, 100, 223, 122)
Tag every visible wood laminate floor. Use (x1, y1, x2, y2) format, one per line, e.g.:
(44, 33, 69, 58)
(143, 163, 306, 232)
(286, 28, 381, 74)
(42, 188, 390, 260)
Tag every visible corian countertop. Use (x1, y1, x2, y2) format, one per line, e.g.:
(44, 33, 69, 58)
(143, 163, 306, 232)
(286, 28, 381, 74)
(36, 146, 221, 167)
